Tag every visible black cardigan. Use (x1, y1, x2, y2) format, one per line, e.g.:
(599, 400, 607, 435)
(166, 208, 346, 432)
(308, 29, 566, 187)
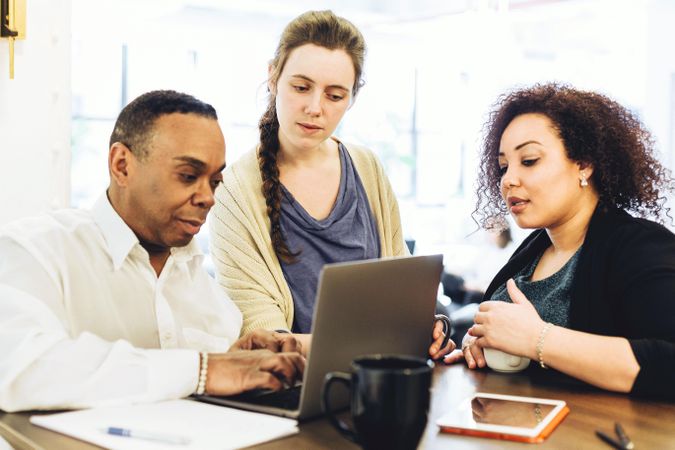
(484, 204, 675, 399)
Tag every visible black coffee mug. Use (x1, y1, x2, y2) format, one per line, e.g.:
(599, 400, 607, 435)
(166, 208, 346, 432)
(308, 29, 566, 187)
(322, 354, 434, 450)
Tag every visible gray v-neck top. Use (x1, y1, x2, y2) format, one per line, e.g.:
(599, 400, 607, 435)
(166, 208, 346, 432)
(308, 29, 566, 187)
(489, 247, 582, 327)
(279, 143, 381, 333)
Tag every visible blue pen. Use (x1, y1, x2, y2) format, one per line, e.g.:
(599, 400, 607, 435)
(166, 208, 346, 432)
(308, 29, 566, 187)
(102, 427, 191, 446)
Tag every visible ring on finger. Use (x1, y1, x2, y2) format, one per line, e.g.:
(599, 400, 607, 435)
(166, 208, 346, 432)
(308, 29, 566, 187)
(462, 341, 473, 352)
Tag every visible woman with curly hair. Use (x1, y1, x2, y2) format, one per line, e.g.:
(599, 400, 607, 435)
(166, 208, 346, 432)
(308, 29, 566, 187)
(210, 10, 453, 358)
(446, 83, 675, 397)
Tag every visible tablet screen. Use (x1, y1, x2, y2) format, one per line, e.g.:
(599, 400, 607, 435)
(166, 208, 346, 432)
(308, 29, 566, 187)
(436, 392, 568, 439)
(470, 396, 556, 428)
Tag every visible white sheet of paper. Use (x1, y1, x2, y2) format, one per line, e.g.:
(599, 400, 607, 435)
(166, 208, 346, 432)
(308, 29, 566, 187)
(30, 399, 298, 450)
(0, 434, 12, 450)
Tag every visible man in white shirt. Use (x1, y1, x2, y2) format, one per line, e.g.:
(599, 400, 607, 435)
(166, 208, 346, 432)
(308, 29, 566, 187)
(0, 90, 303, 412)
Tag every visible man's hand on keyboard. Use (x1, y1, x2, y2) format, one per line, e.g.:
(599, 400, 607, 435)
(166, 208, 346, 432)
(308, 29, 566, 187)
(230, 329, 303, 355)
(205, 349, 305, 396)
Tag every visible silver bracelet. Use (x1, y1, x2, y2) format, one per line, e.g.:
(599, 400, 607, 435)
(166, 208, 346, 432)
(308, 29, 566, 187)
(196, 352, 209, 395)
(536, 322, 554, 369)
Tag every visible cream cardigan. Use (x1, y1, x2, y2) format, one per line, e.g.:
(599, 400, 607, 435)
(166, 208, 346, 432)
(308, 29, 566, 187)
(210, 141, 407, 335)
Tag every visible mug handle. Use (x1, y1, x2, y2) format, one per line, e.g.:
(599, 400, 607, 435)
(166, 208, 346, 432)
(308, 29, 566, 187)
(434, 314, 452, 353)
(322, 372, 357, 443)
(507, 354, 522, 367)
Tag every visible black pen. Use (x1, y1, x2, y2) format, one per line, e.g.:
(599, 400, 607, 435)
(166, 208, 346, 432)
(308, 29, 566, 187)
(615, 422, 634, 450)
(595, 430, 626, 450)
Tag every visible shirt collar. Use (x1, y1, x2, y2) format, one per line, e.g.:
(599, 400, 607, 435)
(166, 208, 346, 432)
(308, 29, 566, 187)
(91, 193, 204, 271)
(92, 193, 140, 270)
(170, 236, 204, 266)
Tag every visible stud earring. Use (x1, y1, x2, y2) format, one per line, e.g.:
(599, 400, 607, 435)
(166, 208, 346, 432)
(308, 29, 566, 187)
(580, 175, 588, 187)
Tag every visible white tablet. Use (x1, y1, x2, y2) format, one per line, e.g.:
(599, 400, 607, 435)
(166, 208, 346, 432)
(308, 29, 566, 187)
(436, 392, 569, 443)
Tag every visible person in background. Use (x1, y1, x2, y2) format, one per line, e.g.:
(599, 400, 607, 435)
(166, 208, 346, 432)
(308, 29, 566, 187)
(0, 90, 303, 413)
(210, 10, 453, 358)
(446, 83, 675, 399)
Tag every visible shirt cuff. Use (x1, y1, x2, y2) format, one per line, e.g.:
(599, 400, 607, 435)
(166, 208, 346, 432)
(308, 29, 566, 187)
(145, 349, 200, 401)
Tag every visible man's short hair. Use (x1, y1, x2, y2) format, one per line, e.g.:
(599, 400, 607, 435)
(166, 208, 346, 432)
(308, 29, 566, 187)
(109, 90, 218, 159)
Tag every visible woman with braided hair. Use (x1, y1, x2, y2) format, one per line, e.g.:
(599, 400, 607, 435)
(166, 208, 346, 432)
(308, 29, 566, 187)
(210, 10, 454, 358)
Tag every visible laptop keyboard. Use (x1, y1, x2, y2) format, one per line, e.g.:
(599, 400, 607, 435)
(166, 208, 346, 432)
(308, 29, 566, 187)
(224, 384, 302, 410)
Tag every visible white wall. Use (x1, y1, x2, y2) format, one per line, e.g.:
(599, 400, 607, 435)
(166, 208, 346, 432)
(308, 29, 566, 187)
(646, 0, 675, 168)
(0, 0, 71, 226)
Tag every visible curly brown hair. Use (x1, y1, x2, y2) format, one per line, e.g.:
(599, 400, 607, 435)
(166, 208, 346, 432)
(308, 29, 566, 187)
(473, 83, 674, 229)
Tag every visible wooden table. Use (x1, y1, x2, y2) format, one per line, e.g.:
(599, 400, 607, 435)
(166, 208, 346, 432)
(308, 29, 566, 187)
(2, 364, 674, 449)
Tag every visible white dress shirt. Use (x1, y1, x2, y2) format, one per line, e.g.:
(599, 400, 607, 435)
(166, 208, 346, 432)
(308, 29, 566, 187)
(0, 195, 242, 412)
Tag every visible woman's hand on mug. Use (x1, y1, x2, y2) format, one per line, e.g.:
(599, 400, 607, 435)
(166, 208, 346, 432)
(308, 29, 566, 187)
(443, 333, 486, 368)
(464, 335, 487, 369)
(469, 279, 544, 359)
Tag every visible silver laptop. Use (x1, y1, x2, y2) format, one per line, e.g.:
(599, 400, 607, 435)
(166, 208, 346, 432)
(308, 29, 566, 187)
(196, 254, 443, 421)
